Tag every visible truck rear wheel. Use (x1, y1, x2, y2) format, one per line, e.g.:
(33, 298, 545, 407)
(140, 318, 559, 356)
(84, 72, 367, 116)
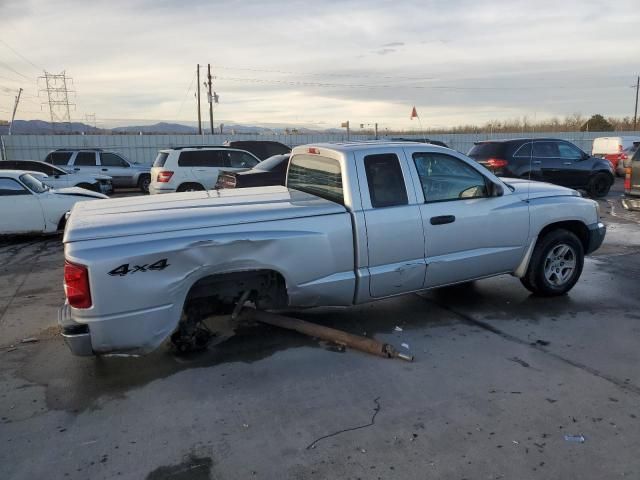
(138, 174, 151, 193)
(520, 229, 584, 296)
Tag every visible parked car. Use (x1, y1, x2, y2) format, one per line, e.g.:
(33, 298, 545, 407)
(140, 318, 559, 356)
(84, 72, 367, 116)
(592, 136, 640, 175)
(216, 154, 290, 189)
(44, 148, 151, 193)
(622, 146, 640, 211)
(0, 160, 113, 194)
(468, 138, 614, 198)
(149, 146, 261, 194)
(0, 170, 107, 235)
(223, 140, 291, 160)
(59, 141, 605, 356)
(390, 137, 449, 148)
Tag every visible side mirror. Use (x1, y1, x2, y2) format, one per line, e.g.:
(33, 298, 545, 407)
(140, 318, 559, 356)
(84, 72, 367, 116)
(489, 182, 504, 197)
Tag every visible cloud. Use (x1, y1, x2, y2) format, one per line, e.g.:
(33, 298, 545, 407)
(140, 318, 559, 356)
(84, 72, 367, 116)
(1, 0, 639, 128)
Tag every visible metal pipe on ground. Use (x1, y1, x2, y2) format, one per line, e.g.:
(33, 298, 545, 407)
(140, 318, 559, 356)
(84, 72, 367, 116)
(239, 308, 413, 362)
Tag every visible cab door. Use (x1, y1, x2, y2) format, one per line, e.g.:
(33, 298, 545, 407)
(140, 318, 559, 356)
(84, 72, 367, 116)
(406, 150, 529, 288)
(99, 152, 131, 187)
(355, 149, 427, 298)
(0, 177, 44, 233)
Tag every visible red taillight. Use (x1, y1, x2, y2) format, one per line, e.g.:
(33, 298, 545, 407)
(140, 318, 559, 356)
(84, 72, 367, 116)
(308, 147, 320, 154)
(625, 167, 632, 190)
(486, 158, 508, 169)
(64, 261, 92, 309)
(157, 171, 174, 183)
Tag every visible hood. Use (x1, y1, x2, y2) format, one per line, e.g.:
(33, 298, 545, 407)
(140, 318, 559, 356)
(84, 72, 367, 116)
(52, 186, 109, 199)
(64, 185, 345, 243)
(501, 178, 580, 199)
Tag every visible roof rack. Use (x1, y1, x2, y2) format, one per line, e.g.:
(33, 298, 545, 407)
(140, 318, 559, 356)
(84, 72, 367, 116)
(54, 147, 104, 152)
(164, 145, 227, 151)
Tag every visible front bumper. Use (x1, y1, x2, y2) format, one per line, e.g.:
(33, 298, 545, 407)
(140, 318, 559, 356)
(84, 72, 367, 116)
(586, 222, 606, 254)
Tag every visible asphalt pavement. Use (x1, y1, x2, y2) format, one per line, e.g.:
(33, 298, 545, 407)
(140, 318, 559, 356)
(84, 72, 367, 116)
(1, 179, 639, 480)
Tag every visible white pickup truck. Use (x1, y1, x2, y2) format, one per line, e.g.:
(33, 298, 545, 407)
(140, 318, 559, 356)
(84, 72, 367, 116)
(59, 142, 605, 356)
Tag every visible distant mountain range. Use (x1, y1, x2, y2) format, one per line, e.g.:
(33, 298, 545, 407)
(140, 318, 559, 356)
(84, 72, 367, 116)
(0, 120, 343, 135)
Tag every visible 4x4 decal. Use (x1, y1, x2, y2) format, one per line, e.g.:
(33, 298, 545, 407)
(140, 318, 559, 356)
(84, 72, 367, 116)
(108, 259, 169, 276)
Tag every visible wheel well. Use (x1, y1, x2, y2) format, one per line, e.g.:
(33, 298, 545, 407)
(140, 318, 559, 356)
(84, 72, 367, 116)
(538, 221, 589, 251)
(177, 182, 204, 191)
(57, 215, 67, 231)
(184, 270, 288, 314)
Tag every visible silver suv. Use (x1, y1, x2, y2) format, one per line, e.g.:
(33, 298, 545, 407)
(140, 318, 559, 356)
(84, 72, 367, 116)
(45, 148, 151, 193)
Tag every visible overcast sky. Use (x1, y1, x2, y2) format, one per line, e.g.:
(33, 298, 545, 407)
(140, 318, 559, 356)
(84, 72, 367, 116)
(1, 0, 639, 129)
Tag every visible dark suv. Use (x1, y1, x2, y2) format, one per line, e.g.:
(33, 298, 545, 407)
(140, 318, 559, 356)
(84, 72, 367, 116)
(468, 138, 614, 198)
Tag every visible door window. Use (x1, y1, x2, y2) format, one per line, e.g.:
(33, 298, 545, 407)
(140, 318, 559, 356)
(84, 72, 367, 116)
(557, 142, 583, 160)
(532, 142, 559, 157)
(513, 142, 532, 157)
(227, 151, 259, 168)
(364, 154, 408, 208)
(101, 153, 129, 167)
(413, 152, 487, 202)
(74, 152, 98, 166)
(46, 152, 72, 165)
(178, 150, 225, 167)
(0, 178, 29, 196)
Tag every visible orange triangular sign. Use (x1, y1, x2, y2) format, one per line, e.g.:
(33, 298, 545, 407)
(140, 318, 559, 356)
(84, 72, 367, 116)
(410, 106, 418, 119)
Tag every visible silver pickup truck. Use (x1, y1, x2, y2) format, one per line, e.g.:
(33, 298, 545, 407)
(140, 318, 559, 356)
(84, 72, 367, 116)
(59, 142, 605, 356)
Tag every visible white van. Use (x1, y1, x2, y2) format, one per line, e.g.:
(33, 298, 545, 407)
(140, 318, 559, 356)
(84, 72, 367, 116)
(149, 146, 261, 194)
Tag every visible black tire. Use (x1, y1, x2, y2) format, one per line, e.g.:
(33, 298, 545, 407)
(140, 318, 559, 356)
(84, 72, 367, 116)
(138, 174, 151, 193)
(520, 229, 584, 296)
(176, 183, 205, 192)
(586, 173, 612, 198)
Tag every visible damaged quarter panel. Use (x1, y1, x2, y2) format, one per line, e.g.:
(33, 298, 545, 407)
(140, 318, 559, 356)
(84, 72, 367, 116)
(63, 188, 354, 354)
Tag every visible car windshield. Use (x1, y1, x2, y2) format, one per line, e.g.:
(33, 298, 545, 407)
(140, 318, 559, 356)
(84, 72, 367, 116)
(255, 154, 289, 171)
(19, 173, 49, 193)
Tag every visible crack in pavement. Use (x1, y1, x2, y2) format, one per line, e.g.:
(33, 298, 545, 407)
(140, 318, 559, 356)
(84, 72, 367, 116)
(426, 298, 640, 396)
(305, 397, 381, 450)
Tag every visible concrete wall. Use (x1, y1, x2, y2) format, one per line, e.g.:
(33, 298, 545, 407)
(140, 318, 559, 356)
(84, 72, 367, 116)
(1, 131, 639, 165)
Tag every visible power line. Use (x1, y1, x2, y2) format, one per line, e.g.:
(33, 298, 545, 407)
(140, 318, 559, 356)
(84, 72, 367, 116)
(0, 60, 30, 80)
(0, 39, 43, 72)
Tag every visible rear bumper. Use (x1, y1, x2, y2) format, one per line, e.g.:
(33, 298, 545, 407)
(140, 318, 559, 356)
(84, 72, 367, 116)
(148, 184, 175, 195)
(622, 195, 640, 211)
(586, 222, 606, 254)
(58, 301, 179, 356)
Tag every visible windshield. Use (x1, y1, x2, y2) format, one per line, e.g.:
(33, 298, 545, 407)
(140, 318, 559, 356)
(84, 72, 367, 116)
(19, 173, 49, 193)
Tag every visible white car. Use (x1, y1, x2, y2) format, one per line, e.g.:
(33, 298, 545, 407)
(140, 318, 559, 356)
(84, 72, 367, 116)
(0, 170, 108, 235)
(0, 160, 113, 194)
(149, 146, 261, 194)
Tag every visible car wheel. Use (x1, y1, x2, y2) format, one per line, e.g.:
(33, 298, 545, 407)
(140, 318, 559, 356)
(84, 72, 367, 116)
(520, 229, 584, 296)
(138, 174, 151, 193)
(586, 173, 612, 198)
(177, 183, 205, 192)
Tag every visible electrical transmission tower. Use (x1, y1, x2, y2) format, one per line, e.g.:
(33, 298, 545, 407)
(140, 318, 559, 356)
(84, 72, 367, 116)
(39, 71, 75, 133)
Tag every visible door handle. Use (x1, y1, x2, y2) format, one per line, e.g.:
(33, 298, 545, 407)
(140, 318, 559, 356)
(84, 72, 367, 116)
(430, 215, 455, 225)
(563, 162, 572, 165)
(531, 160, 541, 164)
(73, 168, 80, 171)
(101, 168, 108, 171)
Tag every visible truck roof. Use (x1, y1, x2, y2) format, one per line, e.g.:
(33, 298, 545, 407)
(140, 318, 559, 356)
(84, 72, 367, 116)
(292, 141, 452, 154)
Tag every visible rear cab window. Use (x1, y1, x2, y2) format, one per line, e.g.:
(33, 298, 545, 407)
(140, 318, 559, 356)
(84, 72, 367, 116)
(287, 154, 343, 205)
(363, 154, 408, 208)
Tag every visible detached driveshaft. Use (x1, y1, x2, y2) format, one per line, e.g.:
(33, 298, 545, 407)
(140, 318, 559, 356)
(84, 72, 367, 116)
(239, 309, 413, 362)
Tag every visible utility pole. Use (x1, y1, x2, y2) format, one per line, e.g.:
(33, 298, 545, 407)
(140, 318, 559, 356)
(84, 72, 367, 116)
(633, 75, 639, 131)
(196, 64, 202, 135)
(207, 64, 214, 134)
(8, 88, 22, 135)
(374, 123, 378, 140)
